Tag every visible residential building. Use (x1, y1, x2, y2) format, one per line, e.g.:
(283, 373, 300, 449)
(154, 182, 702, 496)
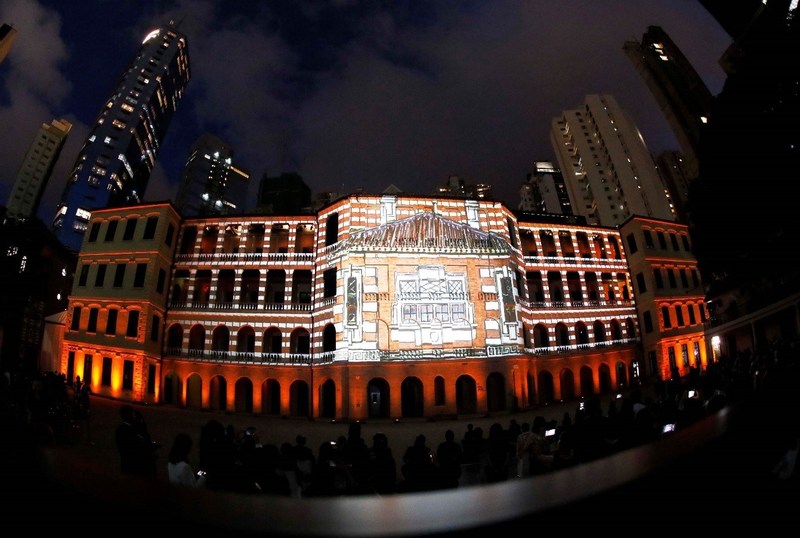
(5, 118, 72, 219)
(550, 94, 676, 227)
(620, 216, 708, 380)
(437, 175, 492, 200)
(52, 23, 190, 252)
(624, 25, 714, 180)
(175, 133, 250, 217)
(61, 194, 643, 418)
(518, 161, 572, 214)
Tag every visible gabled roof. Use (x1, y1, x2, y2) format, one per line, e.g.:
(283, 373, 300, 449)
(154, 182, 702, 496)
(337, 211, 509, 254)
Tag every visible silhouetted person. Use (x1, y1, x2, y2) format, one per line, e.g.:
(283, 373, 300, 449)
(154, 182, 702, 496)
(436, 429, 463, 488)
(115, 404, 157, 478)
(399, 434, 440, 492)
(369, 432, 397, 495)
(167, 432, 205, 488)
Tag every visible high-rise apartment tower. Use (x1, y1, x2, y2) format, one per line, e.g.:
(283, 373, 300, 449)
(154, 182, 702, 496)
(518, 161, 573, 215)
(52, 24, 190, 251)
(6, 118, 72, 220)
(550, 94, 676, 227)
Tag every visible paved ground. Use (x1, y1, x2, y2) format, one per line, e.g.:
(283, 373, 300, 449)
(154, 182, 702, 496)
(58, 390, 631, 485)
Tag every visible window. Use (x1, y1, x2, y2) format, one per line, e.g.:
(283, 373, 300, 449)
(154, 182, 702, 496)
(668, 347, 677, 371)
(681, 234, 691, 251)
(122, 360, 134, 390)
(643, 230, 654, 248)
(78, 265, 89, 286)
(134, 263, 147, 287)
(626, 233, 638, 254)
(156, 269, 166, 293)
(323, 268, 337, 297)
(661, 306, 672, 329)
(670, 233, 679, 251)
(113, 264, 126, 287)
(123, 218, 137, 240)
(150, 314, 160, 342)
(679, 269, 689, 288)
(675, 305, 685, 326)
(106, 308, 118, 335)
(635, 272, 647, 294)
(667, 269, 677, 288)
(143, 216, 158, 239)
(688, 304, 697, 325)
(653, 268, 664, 289)
(126, 310, 140, 338)
(71, 307, 81, 330)
(681, 344, 689, 367)
(657, 231, 667, 249)
(434, 376, 445, 406)
(102, 357, 112, 387)
(95, 264, 107, 287)
(691, 270, 700, 288)
(104, 220, 118, 241)
(165, 223, 175, 246)
(88, 222, 100, 242)
(147, 364, 156, 394)
(643, 311, 653, 333)
(87, 308, 99, 332)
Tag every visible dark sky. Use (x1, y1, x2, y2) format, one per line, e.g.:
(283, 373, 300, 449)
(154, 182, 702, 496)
(0, 0, 731, 223)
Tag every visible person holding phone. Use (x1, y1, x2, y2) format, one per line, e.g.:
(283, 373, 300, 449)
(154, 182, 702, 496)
(167, 432, 206, 488)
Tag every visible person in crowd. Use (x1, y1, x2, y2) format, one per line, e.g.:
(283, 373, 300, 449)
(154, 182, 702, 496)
(115, 404, 158, 478)
(369, 432, 397, 495)
(167, 432, 205, 488)
(436, 429, 463, 488)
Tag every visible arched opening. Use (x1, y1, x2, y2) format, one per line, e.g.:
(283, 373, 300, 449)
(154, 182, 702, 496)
(236, 326, 255, 354)
(166, 324, 183, 353)
(598, 363, 613, 395)
(322, 324, 336, 353)
(537, 371, 555, 404)
(610, 319, 622, 341)
(170, 270, 189, 304)
(320, 379, 336, 418)
(263, 327, 282, 355)
(534, 324, 549, 348)
(188, 325, 205, 356)
(179, 225, 197, 254)
(290, 327, 310, 355)
(526, 371, 536, 407)
(559, 369, 575, 401)
(594, 320, 606, 343)
(162, 372, 181, 405)
(486, 372, 506, 413)
(235, 377, 253, 413)
(455, 375, 477, 415)
(211, 326, 230, 357)
(575, 322, 589, 345)
(209, 375, 227, 411)
(579, 366, 594, 398)
(555, 322, 570, 346)
(367, 378, 390, 419)
(290, 380, 310, 417)
(261, 379, 281, 415)
(401, 377, 424, 418)
(186, 373, 202, 409)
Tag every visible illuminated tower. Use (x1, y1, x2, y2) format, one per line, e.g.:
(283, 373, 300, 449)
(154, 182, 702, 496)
(518, 161, 573, 215)
(53, 23, 190, 252)
(551, 94, 675, 227)
(175, 133, 250, 217)
(6, 118, 72, 219)
(623, 25, 714, 180)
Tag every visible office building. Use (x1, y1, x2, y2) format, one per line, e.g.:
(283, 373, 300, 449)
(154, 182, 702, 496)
(61, 193, 672, 416)
(624, 26, 714, 180)
(0, 23, 16, 64)
(5, 118, 72, 219)
(518, 161, 573, 215)
(175, 133, 250, 217)
(437, 175, 492, 200)
(52, 23, 190, 252)
(550, 94, 676, 227)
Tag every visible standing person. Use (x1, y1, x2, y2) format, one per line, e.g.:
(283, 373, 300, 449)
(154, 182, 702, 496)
(167, 432, 205, 488)
(115, 404, 158, 478)
(436, 429, 463, 489)
(515, 422, 534, 478)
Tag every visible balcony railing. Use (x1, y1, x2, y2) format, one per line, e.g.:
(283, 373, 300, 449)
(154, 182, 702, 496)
(168, 301, 313, 312)
(174, 251, 315, 263)
(522, 255, 627, 268)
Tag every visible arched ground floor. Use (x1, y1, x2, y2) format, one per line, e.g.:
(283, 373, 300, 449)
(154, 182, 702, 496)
(155, 346, 638, 420)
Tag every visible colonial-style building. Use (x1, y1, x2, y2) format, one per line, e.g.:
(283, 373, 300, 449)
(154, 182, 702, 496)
(60, 194, 696, 421)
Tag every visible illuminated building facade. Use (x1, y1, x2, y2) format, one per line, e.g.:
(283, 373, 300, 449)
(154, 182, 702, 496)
(0, 23, 16, 64)
(61, 194, 659, 420)
(551, 94, 676, 227)
(175, 133, 250, 217)
(619, 216, 708, 380)
(53, 24, 190, 252)
(6, 118, 72, 220)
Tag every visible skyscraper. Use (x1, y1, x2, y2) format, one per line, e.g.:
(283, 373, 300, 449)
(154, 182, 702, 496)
(256, 172, 312, 215)
(52, 23, 190, 252)
(6, 118, 72, 220)
(0, 23, 16, 64)
(518, 161, 572, 215)
(175, 133, 250, 217)
(623, 25, 714, 180)
(550, 94, 676, 227)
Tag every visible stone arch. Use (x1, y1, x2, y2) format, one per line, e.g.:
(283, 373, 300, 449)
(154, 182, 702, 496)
(486, 372, 506, 413)
(401, 376, 424, 418)
(235, 377, 253, 413)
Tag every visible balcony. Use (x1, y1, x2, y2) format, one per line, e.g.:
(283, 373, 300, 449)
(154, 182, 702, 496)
(168, 301, 312, 312)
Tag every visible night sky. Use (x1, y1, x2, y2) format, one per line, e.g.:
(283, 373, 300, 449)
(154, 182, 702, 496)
(0, 0, 731, 223)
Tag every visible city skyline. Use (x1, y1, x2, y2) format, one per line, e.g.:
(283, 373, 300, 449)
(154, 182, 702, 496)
(0, 1, 731, 225)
